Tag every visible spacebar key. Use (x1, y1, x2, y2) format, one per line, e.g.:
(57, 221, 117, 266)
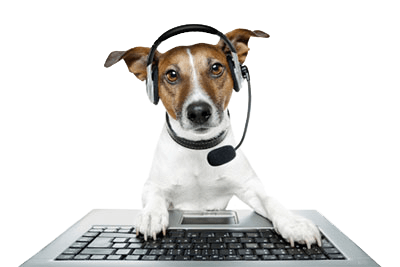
(81, 248, 115, 255)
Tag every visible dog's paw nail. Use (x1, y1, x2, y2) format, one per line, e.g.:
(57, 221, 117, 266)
(306, 240, 311, 249)
(316, 236, 322, 247)
(162, 225, 167, 236)
(289, 237, 294, 247)
(153, 232, 157, 240)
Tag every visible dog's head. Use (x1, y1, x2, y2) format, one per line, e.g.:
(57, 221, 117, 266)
(105, 29, 268, 136)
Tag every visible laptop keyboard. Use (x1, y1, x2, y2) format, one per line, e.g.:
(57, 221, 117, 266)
(56, 226, 346, 261)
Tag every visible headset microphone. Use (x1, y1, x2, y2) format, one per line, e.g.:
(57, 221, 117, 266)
(207, 66, 251, 167)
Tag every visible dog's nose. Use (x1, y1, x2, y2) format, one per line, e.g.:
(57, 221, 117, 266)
(187, 101, 212, 124)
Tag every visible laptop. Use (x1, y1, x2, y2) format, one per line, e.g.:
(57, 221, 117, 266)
(19, 209, 380, 266)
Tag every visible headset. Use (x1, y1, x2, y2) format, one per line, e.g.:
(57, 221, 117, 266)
(145, 24, 252, 166)
(146, 24, 244, 105)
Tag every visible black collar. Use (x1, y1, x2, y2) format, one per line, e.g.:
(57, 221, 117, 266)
(165, 113, 227, 150)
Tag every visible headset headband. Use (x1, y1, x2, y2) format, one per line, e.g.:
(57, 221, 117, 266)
(146, 24, 243, 104)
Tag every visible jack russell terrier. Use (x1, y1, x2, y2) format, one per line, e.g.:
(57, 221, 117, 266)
(105, 25, 321, 249)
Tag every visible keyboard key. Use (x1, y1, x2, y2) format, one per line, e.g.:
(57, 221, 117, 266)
(83, 232, 99, 237)
(150, 249, 166, 255)
(322, 238, 334, 247)
(304, 246, 323, 255)
(62, 248, 80, 255)
(255, 237, 268, 243)
(294, 254, 310, 260)
(259, 229, 275, 238)
(112, 243, 127, 249)
(128, 237, 142, 243)
(184, 249, 202, 256)
(161, 237, 176, 243)
(107, 255, 122, 260)
(70, 242, 87, 248)
(175, 255, 191, 260)
(176, 237, 190, 243)
(259, 243, 275, 249)
(125, 255, 141, 260)
(56, 254, 74, 260)
(228, 243, 242, 249)
(177, 243, 192, 249)
(161, 243, 176, 249)
(90, 255, 106, 260)
(278, 254, 294, 260)
(193, 255, 209, 260)
(225, 255, 242, 260)
(231, 232, 244, 237)
(167, 249, 184, 255)
(73, 254, 90, 260)
(142, 255, 158, 260)
(238, 249, 253, 255)
(255, 249, 270, 255)
(328, 253, 346, 260)
(310, 254, 328, 260)
(220, 249, 236, 256)
(287, 248, 305, 255)
(77, 237, 93, 242)
(210, 255, 224, 260)
(81, 248, 115, 255)
(158, 255, 174, 260)
(271, 248, 287, 255)
(128, 243, 143, 249)
(144, 242, 161, 249)
(200, 232, 215, 237)
(186, 231, 200, 238)
(323, 247, 341, 254)
(169, 230, 185, 237)
(246, 232, 259, 238)
(116, 249, 131, 255)
(202, 249, 218, 256)
(211, 243, 225, 249)
(261, 254, 278, 260)
(244, 255, 259, 260)
(208, 237, 223, 243)
(215, 232, 230, 237)
(194, 243, 210, 249)
(132, 249, 148, 255)
(244, 243, 258, 249)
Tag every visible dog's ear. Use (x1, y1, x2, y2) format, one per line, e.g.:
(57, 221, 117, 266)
(104, 47, 160, 81)
(217, 29, 269, 64)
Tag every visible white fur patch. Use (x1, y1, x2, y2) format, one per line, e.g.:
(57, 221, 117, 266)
(169, 49, 225, 140)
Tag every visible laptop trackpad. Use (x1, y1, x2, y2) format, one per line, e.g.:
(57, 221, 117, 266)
(180, 211, 238, 225)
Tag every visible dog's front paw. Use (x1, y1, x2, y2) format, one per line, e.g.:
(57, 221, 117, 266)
(273, 214, 321, 249)
(135, 207, 169, 241)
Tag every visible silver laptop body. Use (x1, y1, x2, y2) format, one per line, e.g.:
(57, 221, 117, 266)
(19, 209, 380, 267)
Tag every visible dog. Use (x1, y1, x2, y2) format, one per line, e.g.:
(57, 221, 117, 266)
(105, 27, 321, 249)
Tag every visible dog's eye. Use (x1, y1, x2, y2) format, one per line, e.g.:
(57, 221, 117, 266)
(211, 63, 224, 77)
(166, 70, 179, 83)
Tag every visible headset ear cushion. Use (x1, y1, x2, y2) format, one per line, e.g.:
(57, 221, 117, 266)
(226, 54, 240, 92)
(152, 65, 159, 105)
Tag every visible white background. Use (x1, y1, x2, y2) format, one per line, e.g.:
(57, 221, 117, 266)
(1, 1, 398, 266)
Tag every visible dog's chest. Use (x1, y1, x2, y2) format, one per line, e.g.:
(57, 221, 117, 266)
(167, 156, 235, 209)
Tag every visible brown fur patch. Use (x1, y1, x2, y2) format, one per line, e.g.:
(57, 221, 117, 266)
(157, 44, 234, 119)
